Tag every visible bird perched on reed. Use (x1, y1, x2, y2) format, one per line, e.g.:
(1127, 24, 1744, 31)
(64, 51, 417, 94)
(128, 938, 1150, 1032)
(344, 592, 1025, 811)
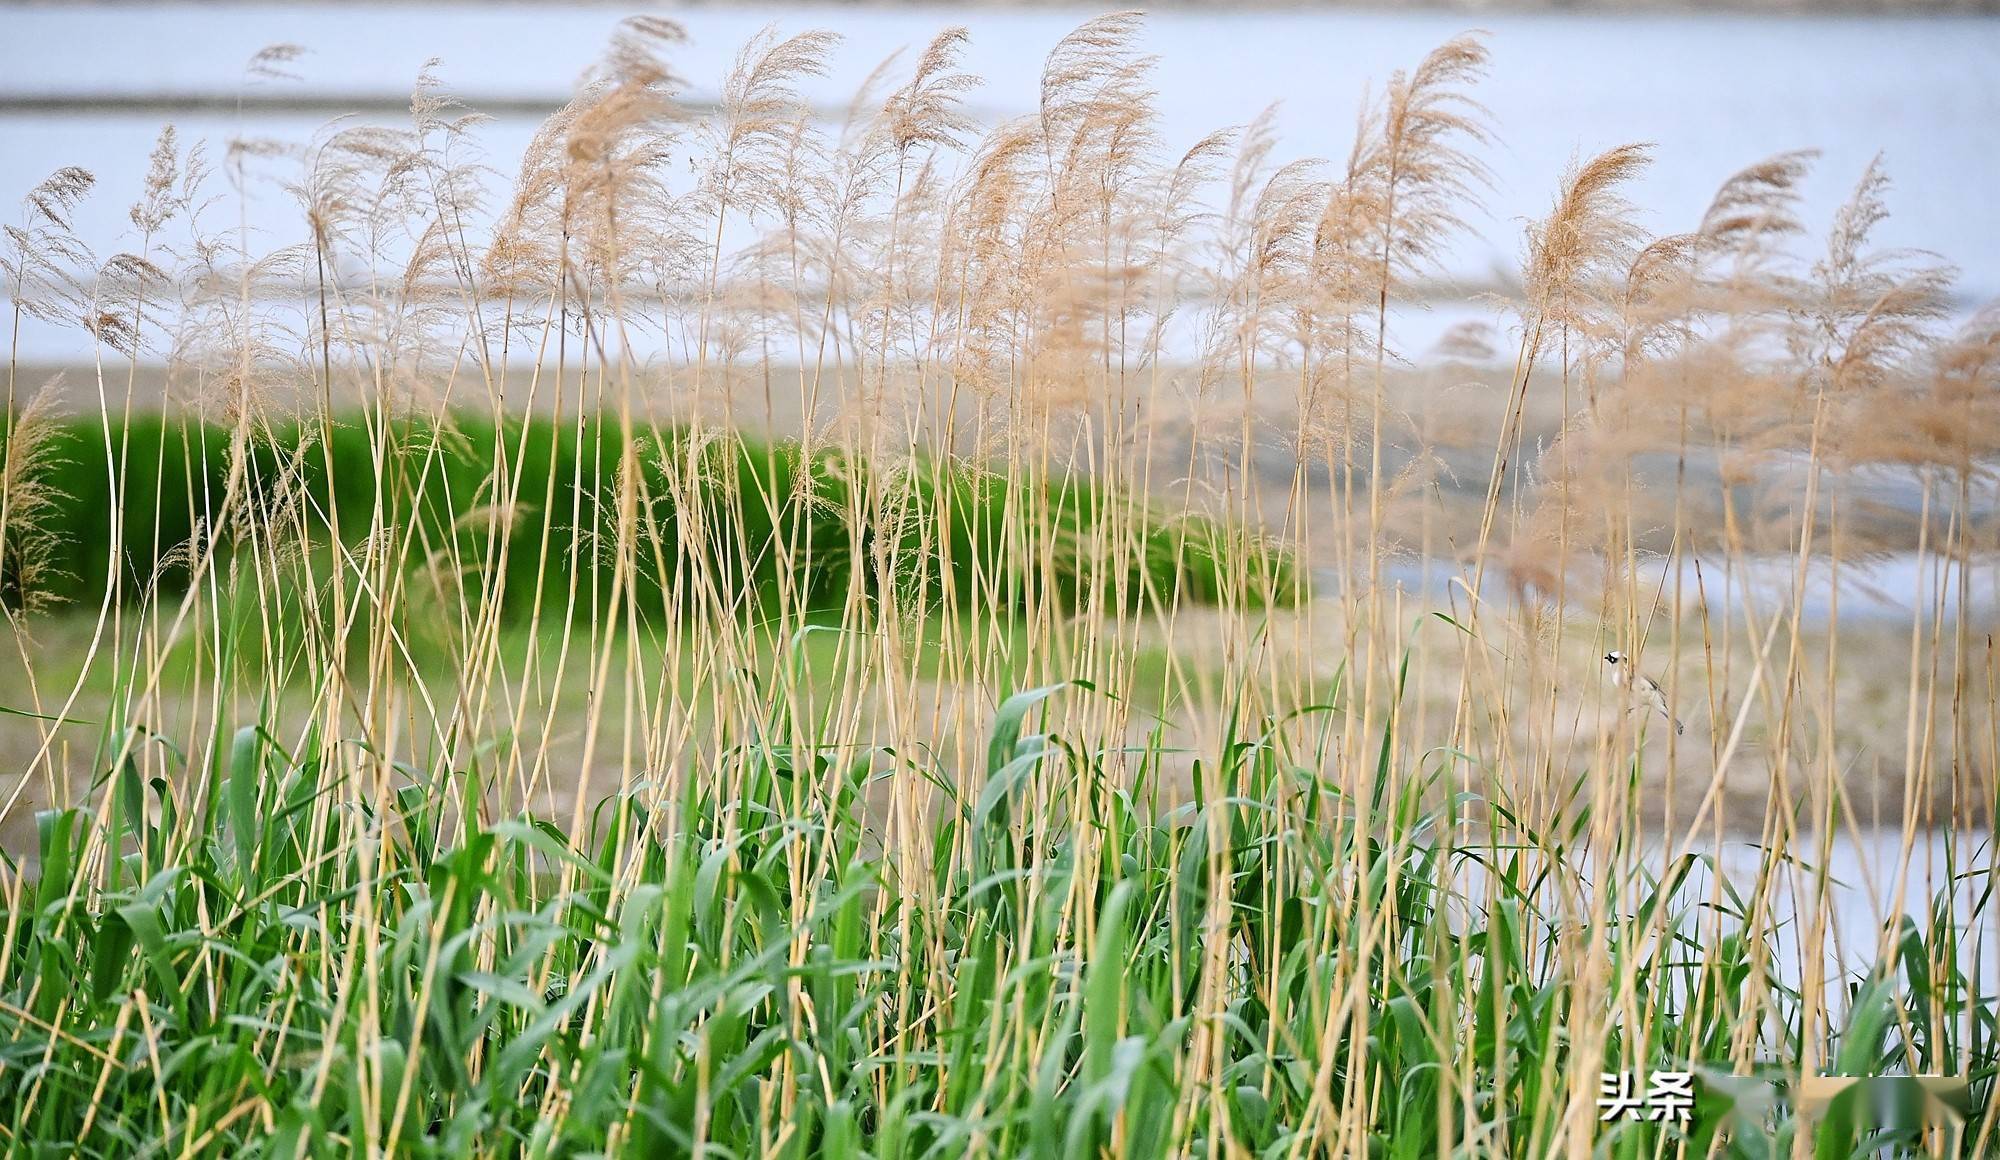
(1604, 651, 1683, 735)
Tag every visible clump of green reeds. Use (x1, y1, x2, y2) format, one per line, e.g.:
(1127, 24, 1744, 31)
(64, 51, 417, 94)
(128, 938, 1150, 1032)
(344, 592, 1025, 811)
(0, 412, 1295, 623)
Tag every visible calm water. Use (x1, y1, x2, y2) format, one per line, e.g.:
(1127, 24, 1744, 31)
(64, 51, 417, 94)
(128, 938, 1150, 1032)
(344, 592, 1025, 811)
(1, 4, 1997, 362)
(1346, 550, 2000, 624)
(1446, 830, 2000, 1013)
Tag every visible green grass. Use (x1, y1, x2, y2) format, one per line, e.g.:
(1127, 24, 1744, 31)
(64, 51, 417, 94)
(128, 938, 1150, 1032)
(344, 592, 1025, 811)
(0, 413, 1301, 625)
(1, 658, 1989, 1156)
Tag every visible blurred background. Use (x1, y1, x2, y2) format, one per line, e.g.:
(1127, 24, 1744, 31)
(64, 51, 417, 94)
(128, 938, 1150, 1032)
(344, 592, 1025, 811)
(4, 1, 1997, 366)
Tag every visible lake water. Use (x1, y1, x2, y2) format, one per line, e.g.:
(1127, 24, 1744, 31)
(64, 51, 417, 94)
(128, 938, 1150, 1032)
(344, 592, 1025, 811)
(2, 4, 1997, 363)
(1330, 549, 2000, 627)
(1445, 829, 2000, 1018)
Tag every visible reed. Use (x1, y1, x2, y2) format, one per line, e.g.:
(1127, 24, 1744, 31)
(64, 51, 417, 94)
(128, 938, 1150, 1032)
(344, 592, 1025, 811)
(0, 13, 1993, 1156)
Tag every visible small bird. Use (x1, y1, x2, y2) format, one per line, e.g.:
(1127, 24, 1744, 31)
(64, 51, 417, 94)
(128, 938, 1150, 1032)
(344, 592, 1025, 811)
(1604, 651, 1683, 735)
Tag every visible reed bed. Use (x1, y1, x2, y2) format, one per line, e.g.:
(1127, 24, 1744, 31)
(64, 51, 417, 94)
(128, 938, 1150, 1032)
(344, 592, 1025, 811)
(0, 13, 1994, 1156)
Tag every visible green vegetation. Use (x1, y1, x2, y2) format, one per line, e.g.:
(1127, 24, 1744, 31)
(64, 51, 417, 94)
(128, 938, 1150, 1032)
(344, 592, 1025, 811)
(1, 11, 1995, 1157)
(4, 671, 1992, 1155)
(0, 413, 1297, 624)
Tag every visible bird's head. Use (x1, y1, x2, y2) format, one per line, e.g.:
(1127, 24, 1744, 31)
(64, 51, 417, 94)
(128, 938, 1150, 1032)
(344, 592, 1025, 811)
(1604, 651, 1625, 666)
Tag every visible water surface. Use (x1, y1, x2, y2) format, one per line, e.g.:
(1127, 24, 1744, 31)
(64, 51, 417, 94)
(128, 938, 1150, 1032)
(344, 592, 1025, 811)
(2, 4, 1995, 362)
